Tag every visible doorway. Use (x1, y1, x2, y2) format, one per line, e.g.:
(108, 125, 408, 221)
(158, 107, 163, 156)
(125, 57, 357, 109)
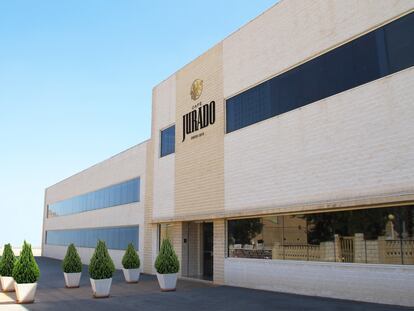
(202, 222, 213, 280)
(182, 221, 214, 281)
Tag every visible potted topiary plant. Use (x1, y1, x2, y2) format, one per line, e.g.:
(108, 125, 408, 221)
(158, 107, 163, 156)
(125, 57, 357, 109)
(88, 240, 115, 298)
(154, 239, 179, 291)
(62, 244, 82, 288)
(0, 244, 16, 292)
(12, 241, 40, 303)
(122, 243, 140, 283)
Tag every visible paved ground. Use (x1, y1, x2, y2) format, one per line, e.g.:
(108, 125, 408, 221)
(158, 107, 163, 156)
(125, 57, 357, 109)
(0, 257, 412, 311)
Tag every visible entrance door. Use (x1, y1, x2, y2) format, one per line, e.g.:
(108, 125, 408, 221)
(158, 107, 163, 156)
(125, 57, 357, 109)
(203, 222, 213, 280)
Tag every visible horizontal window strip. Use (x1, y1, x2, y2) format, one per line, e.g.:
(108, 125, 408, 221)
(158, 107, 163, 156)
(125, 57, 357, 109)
(226, 12, 414, 133)
(45, 226, 139, 250)
(47, 178, 140, 218)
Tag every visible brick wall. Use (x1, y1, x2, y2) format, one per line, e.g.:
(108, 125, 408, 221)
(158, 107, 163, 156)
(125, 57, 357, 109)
(223, 0, 413, 98)
(43, 142, 148, 267)
(225, 258, 414, 306)
(175, 43, 225, 218)
(225, 67, 414, 213)
(152, 75, 176, 219)
(213, 219, 225, 284)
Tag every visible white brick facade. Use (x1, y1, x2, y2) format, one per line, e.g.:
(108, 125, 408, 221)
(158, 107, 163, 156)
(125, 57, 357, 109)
(42, 0, 414, 306)
(225, 258, 414, 306)
(223, 0, 414, 98)
(42, 142, 148, 269)
(152, 75, 176, 219)
(225, 67, 414, 212)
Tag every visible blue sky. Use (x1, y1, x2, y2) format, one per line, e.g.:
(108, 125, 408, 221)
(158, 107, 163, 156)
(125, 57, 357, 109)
(0, 0, 277, 247)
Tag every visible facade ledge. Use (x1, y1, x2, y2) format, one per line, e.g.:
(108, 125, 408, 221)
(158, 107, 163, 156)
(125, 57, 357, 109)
(151, 192, 414, 223)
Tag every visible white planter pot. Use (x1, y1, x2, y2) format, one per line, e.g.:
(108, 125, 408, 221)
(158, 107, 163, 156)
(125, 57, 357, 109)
(64, 272, 81, 288)
(156, 273, 177, 291)
(122, 268, 140, 283)
(90, 278, 112, 298)
(14, 282, 37, 304)
(0, 276, 15, 292)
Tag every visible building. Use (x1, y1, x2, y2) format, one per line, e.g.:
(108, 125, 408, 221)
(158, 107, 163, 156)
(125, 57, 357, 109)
(42, 0, 414, 307)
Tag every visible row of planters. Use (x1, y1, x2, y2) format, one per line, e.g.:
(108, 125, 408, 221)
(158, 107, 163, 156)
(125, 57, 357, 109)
(63, 238, 179, 298)
(0, 238, 178, 303)
(0, 242, 40, 303)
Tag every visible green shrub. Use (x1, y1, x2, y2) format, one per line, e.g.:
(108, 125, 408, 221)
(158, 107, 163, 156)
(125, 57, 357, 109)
(12, 241, 40, 284)
(62, 244, 82, 273)
(154, 239, 179, 274)
(122, 243, 140, 269)
(88, 240, 115, 280)
(0, 244, 16, 276)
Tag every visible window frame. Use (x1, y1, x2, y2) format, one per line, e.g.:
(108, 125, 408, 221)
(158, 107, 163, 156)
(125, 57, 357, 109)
(159, 124, 176, 158)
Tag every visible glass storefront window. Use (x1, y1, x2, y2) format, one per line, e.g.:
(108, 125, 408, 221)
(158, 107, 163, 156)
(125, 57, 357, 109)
(227, 205, 414, 265)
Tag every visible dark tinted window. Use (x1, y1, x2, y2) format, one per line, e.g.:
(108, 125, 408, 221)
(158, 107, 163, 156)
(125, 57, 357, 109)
(47, 178, 140, 218)
(226, 12, 414, 133)
(385, 13, 414, 73)
(160, 125, 175, 157)
(46, 226, 139, 250)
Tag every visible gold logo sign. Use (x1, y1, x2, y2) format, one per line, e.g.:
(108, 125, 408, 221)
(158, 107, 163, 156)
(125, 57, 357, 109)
(190, 79, 203, 101)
